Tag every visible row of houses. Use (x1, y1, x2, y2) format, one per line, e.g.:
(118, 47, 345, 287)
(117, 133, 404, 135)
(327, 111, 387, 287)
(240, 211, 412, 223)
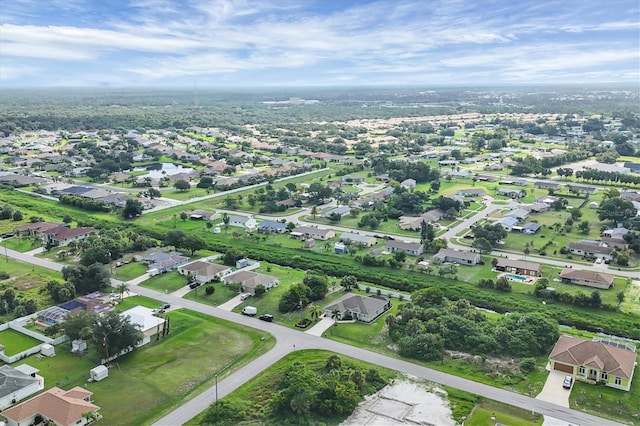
(14, 222, 95, 247)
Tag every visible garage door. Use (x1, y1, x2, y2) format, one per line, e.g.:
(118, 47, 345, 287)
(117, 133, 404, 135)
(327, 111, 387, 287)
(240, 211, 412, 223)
(553, 362, 573, 373)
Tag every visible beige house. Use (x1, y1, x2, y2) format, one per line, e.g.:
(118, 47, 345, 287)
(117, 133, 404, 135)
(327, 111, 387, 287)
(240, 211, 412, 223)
(290, 225, 336, 241)
(549, 335, 636, 391)
(559, 268, 614, 289)
(223, 270, 279, 295)
(178, 260, 231, 283)
(2, 386, 100, 426)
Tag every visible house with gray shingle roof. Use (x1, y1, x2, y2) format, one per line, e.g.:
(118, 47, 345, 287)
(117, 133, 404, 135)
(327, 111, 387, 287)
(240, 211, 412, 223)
(324, 295, 390, 323)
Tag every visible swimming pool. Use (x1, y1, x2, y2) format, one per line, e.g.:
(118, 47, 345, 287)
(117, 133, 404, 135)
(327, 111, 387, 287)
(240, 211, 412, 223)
(505, 274, 527, 282)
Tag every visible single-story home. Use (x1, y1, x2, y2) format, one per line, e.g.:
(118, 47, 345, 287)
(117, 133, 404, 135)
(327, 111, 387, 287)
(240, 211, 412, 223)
(601, 237, 629, 250)
(398, 209, 445, 231)
(189, 210, 220, 221)
(499, 178, 528, 186)
(495, 259, 542, 277)
(178, 260, 231, 283)
(291, 225, 336, 241)
(14, 222, 66, 237)
(567, 184, 598, 194)
(498, 216, 519, 231)
(534, 181, 562, 190)
(142, 251, 189, 275)
(1, 386, 100, 426)
(0, 364, 42, 410)
(601, 227, 629, 239)
(223, 270, 279, 295)
(121, 305, 166, 346)
(455, 188, 486, 198)
(559, 268, 615, 289)
(522, 222, 541, 234)
(320, 205, 350, 218)
(385, 240, 424, 256)
(433, 248, 481, 265)
(400, 178, 417, 190)
(324, 295, 391, 323)
(497, 187, 526, 198)
(257, 220, 287, 234)
(525, 202, 550, 213)
(549, 335, 636, 391)
(505, 208, 529, 221)
(340, 232, 376, 247)
(566, 242, 614, 261)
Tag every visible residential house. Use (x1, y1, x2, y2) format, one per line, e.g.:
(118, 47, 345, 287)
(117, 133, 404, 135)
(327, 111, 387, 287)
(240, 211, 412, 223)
(549, 335, 636, 391)
(522, 222, 541, 234)
(340, 174, 365, 183)
(499, 178, 528, 186)
(226, 215, 258, 232)
(505, 208, 530, 221)
(320, 205, 350, 218)
(178, 260, 231, 284)
(400, 178, 417, 190)
(223, 270, 279, 295)
(601, 237, 629, 250)
(559, 268, 615, 289)
(121, 305, 166, 346)
(534, 181, 563, 190)
(498, 216, 519, 231)
(339, 232, 377, 247)
(398, 209, 445, 231)
(589, 201, 599, 209)
(566, 241, 614, 261)
(495, 259, 542, 277)
(324, 295, 391, 323)
(433, 248, 481, 265)
(525, 202, 550, 213)
(497, 187, 526, 198)
(567, 184, 598, 195)
(2, 386, 100, 426)
(257, 220, 288, 234)
(620, 191, 640, 202)
(42, 226, 94, 247)
(476, 174, 498, 182)
(14, 222, 65, 237)
(623, 162, 640, 173)
(0, 365, 42, 410)
(189, 210, 220, 221)
(142, 251, 189, 274)
(385, 240, 424, 256)
(290, 225, 335, 241)
(601, 227, 629, 239)
(455, 188, 486, 198)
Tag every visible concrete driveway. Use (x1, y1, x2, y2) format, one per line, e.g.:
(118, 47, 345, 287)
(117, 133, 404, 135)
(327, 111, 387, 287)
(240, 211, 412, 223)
(305, 316, 335, 336)
(218, 294, 244, 311)
(536, 371, 571, 407)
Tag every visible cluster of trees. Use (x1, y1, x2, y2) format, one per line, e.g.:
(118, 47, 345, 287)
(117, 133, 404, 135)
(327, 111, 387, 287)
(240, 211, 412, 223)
(164, 230, 207, 255)
(432, 196, 465, 217)
(576, 168, 640, 186)
(200, 355, 387, 425)
(597, 198, 637, 225)
(63, 310, 145, 361)
(59, 194, 110, 212)
(477, 276, 512, 292)
(472, 223, 507, 252)
(0, 288, 38, 319)
(510, 151, 590, 176)
(371, 158, 439, 184)
(62, 263, 111, 295)
(388, 288, 560, 361)
(278, 271, 329, 313)
(533, 280, 604, 309)
(1, 203, 24, 221)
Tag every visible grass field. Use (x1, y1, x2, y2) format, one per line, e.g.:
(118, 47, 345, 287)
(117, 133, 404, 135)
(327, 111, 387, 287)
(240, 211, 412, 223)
(0, 329, 42, 356)
(140, 271, 189, 293)
(1, 236, 41, 252)
(110, 261, 148, 281)
(465, 400, 543, 425)
(8, 296, 274, 425)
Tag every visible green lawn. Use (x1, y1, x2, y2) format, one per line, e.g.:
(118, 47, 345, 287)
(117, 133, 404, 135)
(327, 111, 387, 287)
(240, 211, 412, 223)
(184, 281, 239, 306)
(139, 271, 189, 293)
(160, 187, 209, 201)
(0, 329, 42, 356)
(465, 400, 543, 425)
(1, 236, 41, 252)
(111, 261, 148, 281)
(7, 297, 274, 425)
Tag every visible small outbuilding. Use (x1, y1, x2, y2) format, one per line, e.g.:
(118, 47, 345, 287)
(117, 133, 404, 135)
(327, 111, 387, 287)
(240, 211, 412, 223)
(40, 344, 55, 357)
(90, 365, 108, 382)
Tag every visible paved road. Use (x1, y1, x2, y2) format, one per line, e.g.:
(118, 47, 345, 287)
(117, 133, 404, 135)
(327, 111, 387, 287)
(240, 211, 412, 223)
(1, 248, 619, 426)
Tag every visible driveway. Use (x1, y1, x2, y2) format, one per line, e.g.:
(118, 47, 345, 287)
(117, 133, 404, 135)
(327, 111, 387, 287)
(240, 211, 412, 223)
(536, 371, 571, 407)
(305, 316, 334, 336)
(218, 294, 244, 311)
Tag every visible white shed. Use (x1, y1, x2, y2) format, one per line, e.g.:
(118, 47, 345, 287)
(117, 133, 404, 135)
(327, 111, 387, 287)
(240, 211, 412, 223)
(90, 365, 108, 382)
(40, 344, 55, 357)
(72, 339, 87, 353)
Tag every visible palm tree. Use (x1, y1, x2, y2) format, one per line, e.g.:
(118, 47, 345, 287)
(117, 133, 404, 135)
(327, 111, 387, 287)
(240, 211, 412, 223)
(330, 308, 342, 325)
(309, 304, 323, 322)
(222, 213, 230, 234)
(117, 282, 130, 300)
(311, 206, 318, 219)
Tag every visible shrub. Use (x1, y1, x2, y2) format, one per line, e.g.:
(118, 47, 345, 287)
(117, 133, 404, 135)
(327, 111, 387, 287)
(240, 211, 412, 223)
(205, 285, 215, 295)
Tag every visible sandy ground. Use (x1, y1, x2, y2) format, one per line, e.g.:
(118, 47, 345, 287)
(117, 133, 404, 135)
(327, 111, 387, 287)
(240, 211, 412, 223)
(340, 378, 457, 426)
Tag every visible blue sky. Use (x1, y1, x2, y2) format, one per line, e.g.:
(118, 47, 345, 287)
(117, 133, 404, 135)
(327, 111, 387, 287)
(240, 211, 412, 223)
(1, 0, 638, 87)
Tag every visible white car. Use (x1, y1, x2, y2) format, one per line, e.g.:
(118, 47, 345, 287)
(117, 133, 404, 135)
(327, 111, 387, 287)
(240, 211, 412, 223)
(240, 293, 251, 301)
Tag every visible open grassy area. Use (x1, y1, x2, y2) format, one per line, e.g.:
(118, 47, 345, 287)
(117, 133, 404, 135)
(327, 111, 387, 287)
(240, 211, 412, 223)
(6, 296, 274, 425)
(1, 236, 41, 252)
(0, 329, 42, 356)
(110, 261, 148, 281)
(159, 187, 209, 201)
(465, 399, 543, 425)
(184, 281, 239, 306)
(139, 270, 189, 293)
(0, 257, 61, 323)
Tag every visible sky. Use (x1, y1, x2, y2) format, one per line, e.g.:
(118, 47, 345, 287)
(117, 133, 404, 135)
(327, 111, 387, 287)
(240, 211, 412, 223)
(0, 0, 639, 88)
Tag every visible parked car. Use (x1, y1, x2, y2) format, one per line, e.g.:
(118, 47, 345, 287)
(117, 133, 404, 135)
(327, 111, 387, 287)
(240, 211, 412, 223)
(240, 293, 251, 301)
(188, 282, 200, 289)
(562, 375, 573, 389)
(161, 303, 171, 310)
(259, 314, 273, 322)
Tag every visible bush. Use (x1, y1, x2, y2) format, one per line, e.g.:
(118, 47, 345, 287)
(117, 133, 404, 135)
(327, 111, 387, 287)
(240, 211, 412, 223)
(205, 285, 215, 295)
(519, 357, 537, 374)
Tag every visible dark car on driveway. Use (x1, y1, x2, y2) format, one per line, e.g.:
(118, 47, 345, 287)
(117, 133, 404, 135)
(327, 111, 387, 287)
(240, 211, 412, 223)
(259, 314, 274, 322)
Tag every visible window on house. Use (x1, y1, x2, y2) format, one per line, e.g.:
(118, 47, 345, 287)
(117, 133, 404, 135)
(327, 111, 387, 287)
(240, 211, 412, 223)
(579, 366, 585, 375)
(601, 371, 608, 380)
(615, 377, 622, 386)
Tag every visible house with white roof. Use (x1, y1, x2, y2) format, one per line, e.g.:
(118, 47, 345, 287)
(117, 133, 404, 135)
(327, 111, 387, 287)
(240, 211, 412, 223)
(120, 306, 166, 346)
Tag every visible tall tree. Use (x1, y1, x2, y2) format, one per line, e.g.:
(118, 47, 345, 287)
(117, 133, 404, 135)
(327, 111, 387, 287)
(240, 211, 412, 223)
(92, 310, 143, 362)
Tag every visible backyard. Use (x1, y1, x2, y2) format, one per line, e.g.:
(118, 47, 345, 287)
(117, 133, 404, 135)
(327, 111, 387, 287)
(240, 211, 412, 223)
(0, 328, 42, 356)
